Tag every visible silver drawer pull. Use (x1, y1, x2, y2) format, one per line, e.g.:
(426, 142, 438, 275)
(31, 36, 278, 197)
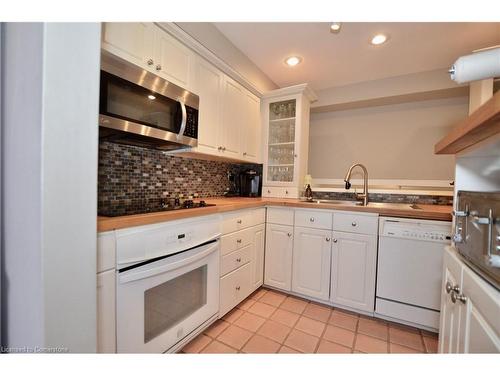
(451, 292, 467, 304)
(351, 222, 357, 227)
(235, 286, 241, 291)
(287, 233, 292, 237)
(326, 237, 331, 242)
(147, 58, 154, 65)
(445, 281, 453, 294)
(310, 217, 315, 222)
(237, 219, 242, 224)
(333, 238, 338, 243)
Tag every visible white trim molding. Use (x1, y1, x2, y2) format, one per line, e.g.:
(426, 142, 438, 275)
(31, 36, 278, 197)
(312, 178, 454, 196)
(157, 22, 264, 98)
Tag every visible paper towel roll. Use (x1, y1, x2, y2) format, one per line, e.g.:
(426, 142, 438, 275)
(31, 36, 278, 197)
(449, 47, 500, 84)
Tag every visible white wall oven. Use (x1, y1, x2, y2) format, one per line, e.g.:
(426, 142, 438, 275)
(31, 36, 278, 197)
(115, 216, 221, 353)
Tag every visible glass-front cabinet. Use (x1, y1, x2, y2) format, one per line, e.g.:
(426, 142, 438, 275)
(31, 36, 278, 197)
(262, 85, 317, 198)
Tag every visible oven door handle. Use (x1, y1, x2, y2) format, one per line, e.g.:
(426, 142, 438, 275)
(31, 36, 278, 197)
(118, 240, 218, 284)
(177, 100, 187, 139)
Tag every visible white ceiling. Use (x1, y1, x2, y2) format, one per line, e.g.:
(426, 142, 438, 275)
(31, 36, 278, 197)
(214, 22, 500, 91)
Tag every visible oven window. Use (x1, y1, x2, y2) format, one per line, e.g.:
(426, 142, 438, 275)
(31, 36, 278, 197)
(101, 72, 181, 133)
(144, 265, 207, 343)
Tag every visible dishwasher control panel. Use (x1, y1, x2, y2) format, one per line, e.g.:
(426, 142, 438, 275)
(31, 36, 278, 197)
(380, 217, 452, 243)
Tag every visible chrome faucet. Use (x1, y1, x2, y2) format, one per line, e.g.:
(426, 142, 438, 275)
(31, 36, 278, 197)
(344, 163, 369, 206)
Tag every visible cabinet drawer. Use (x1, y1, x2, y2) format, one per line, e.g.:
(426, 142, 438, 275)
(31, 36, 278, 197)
(262, 186, 299, 198)
(295, 209, 333, 230)
(220, 262, 252, 316)
(220, 227, 253, 256)
(333, 211, 378, 235)
(267, 207, 294, 226)
(221, 208, 265, 234)
(220, 244, 252, 277)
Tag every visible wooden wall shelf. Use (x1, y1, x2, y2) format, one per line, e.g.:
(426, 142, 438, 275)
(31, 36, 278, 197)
(435, 90, 500, 154)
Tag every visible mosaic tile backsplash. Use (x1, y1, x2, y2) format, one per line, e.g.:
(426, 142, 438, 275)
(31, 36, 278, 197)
(312, 191, 452, 206)
(98, 141, 261, 214)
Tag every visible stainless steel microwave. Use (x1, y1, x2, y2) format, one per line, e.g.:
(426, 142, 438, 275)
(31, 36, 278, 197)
(99, 53, 199, 151)
(453, 190, 500, 290)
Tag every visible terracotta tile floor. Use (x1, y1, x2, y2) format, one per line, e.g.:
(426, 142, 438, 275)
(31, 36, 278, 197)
(181, 287, 439, 354)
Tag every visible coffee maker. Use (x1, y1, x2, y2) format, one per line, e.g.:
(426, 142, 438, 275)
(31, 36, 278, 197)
(239, 169, 262, 197)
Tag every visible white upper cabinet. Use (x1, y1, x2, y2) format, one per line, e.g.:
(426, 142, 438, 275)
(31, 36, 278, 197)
(102, 23, 262, 163)
(292, 227, 332, 301)
(241, 91, 261, 163)
(102, 23, 155, 68)
(102, 23, 193, 90)
(154, 29, 193, 89)
(330, 231, 377, 313)
(220, 77, 244, 158)
(192, 56, 223, 155)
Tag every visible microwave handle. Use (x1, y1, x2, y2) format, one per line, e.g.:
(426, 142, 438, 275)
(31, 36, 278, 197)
(177, 101, 187, 138)
(118, 240, 218, 284)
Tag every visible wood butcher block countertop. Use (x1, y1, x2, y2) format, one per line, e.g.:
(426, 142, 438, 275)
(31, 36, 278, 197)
(97, 197, 452, 232)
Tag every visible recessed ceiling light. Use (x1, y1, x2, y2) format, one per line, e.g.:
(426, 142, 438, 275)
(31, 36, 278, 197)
(285, 56, 302, 67)
(371, 34, 388, 45)
(147, 94, 156, 100)
(330, 22, 341, 33)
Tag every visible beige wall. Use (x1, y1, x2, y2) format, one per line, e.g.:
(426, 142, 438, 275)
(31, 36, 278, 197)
(308, 97, 468, 180)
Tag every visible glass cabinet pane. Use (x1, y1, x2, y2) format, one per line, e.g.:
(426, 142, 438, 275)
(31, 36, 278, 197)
(267, 99, 296, 183)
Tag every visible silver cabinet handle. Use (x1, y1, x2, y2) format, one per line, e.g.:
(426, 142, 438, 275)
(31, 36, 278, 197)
(236, 286, 241, 291)
(453, 210, 469, 217)
(156, 64, 162, 71)
(445, 281, 453, 294)
(237, 219, 242, 224)
(237, 239, 242, 243)
(473, 215, 491, 225)
(326, 237, 331, 242)
(332, 238, 338, 243)
(287, 233, 292, 237)
(310, 217, 315, 222)
(351, 222, 357, 227)
(451, 291, 467, 304)
(147, 58, 154, 65)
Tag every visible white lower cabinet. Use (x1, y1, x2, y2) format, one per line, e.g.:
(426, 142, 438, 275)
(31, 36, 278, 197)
(291, 227, 331, 301)
(264, 223, 294, 291)
(330, 231, 377, 313)
(97, 269, 116, 353)
(219, 209, 266, 317)
(220, 262, 252, 316)
(439, 246, 500, 353)
(251, 224, 266, 289)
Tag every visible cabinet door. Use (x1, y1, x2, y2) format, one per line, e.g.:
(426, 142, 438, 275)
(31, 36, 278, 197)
(154, 26, 193, 89)
(438, 251, 463, 353)
(101, 22, 155, 68)
(241, 92, 261, 163)
(251, 224, 266, 290)
(264, 224, 293, 291)
(97, 270, 116, 353)
(330, 231, 377, 312)
(220, 77, 243, 158)
(292, 227, 331, 301)
(459, 266, 500, 353)
(192, 57, 223, 155)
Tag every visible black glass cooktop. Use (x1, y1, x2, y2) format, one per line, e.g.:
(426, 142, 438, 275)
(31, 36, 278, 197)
(98, 199, 215, 217)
